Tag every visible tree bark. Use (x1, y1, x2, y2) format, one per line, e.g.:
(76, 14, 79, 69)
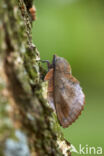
(0, 0, 71, 155)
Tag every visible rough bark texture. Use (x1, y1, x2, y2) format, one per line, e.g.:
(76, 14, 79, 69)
(0, 0, 71, 155)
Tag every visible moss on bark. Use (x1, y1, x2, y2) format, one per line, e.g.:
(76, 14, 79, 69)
(0, 0, 71, 155)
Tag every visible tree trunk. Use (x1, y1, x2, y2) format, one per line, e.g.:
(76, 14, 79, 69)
(0, 0, 71, 155)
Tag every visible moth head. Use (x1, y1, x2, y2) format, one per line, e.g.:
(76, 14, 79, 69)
(53, 55, 71, 73)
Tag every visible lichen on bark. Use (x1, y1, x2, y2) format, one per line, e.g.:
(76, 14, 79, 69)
(0, 0, 71, 155)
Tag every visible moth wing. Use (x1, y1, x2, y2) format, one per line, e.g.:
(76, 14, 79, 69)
(44, 68, 55, 110)
(54, 73, 85, 128)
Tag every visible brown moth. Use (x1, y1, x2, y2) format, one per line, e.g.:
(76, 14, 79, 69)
(44, 55, 85, 128)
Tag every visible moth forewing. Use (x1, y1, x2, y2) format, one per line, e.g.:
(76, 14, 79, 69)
(53, 55, 85, 128)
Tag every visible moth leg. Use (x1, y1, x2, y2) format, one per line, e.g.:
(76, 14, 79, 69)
(40, 60, 53, 70)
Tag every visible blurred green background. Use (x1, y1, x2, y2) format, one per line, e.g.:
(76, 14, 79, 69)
(32, 0, 104, 155)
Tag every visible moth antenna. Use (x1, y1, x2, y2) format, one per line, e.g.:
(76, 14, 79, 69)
(52, 54, 56, 69)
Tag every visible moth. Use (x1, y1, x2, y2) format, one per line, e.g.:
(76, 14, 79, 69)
(44, 55, 85, 128)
